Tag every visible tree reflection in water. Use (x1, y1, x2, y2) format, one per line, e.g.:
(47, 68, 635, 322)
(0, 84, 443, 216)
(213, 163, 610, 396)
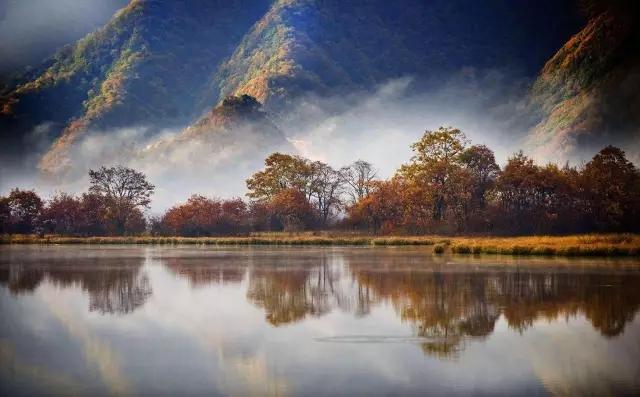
(238, 257, 640, 358)
(246, 257, 346, 326)
(2, 248, 639, 360)
(164, 257, 246, 287)
(0, 258, 151, 314)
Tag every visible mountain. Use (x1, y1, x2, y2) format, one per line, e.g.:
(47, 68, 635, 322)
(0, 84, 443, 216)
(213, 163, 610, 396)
(211, 0, 582, 112)
(2, 0, 271, 173)
(141, 94, 288, 161)
(1, 0, 582, 177)
(527, 1, 640, 160)
(135, 94, 290, 208)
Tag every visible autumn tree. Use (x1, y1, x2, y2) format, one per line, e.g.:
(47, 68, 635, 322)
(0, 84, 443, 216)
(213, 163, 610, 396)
(246, 153, 314, 202)
(538, 163, 583, 234)
(495, 151, 541, 233)
(269, 188, 316, 232)
(78, 193, 109, 236)
(1, 189, 44, 234)
(158, 195, 248, 236)
(345, 179, 407, 234)
(0, 196, 9, 234)
(398, 126, 472, 231)
(88, 165, 154, 235)
(459, 145, 500, 208)
(581, 146, 640, 232)
(247, 153, 346, 228)
(41, 193, 83, 235)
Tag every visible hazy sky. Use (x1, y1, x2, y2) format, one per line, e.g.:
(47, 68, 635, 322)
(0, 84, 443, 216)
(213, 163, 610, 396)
(0, 0, 127, 75)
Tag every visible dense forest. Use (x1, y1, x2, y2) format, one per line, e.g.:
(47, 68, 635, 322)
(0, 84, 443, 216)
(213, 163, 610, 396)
(1, 127, 639, 237)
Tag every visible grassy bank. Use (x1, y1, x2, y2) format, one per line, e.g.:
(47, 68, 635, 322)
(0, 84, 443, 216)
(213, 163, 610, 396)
(2, 233, 640, 257)
(446, 234, 640, 257)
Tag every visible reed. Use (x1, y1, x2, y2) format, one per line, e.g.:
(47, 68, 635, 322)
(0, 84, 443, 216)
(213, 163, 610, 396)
(1, 233, 639, 257)
(433, 243, 446, 254)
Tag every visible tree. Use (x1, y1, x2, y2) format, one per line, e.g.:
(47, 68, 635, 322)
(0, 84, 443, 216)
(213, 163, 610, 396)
(0, 196, 10, 234)
(220, 198, 249, 234)
(398, 126, 471, 230)
(309, 161, 344, 225)
(408, 126, 468, 165)
(495, 151, 541, 234)
(89, 165, 155, 208)
(247, 153, 346, 228)
(3, 189, 43, 234)
(459, 145, 500, 208)
(42, 193, 83, 235)
(78, 192, 108, 236)
(346, 179, 407, 234)
(246, 153, 314, 202)
(582, 146, 640, 231)
(159, 195, 248, 236)
(269, 188, 316, 232)
(88, 166, 154, 235)
(341, 160, 377, 203)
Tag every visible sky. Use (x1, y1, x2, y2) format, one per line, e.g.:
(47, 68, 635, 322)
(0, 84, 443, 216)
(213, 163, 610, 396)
(0, 0, 127, 75)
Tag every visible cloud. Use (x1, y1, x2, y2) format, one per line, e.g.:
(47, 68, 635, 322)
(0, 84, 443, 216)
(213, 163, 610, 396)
(0, 0, 127, 73)
(279, 71, 532, 178)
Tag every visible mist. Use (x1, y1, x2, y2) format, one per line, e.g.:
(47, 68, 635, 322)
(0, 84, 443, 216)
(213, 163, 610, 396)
(0, 70, 530, 210)
(280, 71, 532, 178)
(2, 69, 636, 213)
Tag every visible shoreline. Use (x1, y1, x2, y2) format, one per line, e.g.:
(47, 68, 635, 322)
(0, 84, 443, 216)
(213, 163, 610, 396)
(1, 234, 640, 257)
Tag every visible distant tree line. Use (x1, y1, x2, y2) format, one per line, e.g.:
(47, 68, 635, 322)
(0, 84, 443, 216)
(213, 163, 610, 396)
(1, 126, 639, 236)
(346, 127, 640, 234)
(1, 166, 153, 236)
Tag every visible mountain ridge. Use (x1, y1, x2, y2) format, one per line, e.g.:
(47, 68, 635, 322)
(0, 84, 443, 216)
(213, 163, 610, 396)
(527, 2, 640, 160)
(0, 0, 590, 177)
(2, 0, 271, 173)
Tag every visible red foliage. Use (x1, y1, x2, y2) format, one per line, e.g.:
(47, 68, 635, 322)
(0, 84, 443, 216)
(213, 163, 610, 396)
(268, 188, 317, 232)
(157, 195, 248, 236)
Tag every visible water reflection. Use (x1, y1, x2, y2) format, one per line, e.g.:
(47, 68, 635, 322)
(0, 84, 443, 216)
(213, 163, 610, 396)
(352, 269, 640, 357)
(0, 254, 151, 314)
(247, 264, 340, 326)
(164, 257, 246, 287)
(2, 248, 639, 350)
(236, 258, 640, 357)
(1, 246, 639, 396)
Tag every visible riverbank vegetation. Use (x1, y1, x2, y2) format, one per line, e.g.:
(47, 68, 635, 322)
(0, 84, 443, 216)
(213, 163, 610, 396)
(1, 126, 639, 241)
(2, 233, 639, 257)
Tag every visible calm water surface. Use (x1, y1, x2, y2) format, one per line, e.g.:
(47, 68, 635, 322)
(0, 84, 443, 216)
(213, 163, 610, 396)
(1, 245, 640, 396)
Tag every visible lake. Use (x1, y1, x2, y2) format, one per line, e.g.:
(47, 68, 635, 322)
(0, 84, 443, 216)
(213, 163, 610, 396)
(1, 245, 640, 396)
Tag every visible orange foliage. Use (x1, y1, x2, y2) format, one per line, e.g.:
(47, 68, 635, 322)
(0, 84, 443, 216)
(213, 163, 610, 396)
(158, 195, 248, 237)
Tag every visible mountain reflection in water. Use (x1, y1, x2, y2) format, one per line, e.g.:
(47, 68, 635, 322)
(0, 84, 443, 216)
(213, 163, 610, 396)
(1, 246, 639, 396)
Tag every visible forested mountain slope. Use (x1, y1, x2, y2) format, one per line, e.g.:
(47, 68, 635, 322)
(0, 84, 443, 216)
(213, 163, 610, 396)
(528, 1, 640, 160)
(0, 0, 583, 176)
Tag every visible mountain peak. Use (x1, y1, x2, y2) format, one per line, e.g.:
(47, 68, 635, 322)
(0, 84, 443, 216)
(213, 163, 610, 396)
(190, 95, 269, 132)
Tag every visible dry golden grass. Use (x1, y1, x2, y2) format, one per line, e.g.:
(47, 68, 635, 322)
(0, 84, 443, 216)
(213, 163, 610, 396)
(449, 234, 640, 257)
(1, 233, 639, 257)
